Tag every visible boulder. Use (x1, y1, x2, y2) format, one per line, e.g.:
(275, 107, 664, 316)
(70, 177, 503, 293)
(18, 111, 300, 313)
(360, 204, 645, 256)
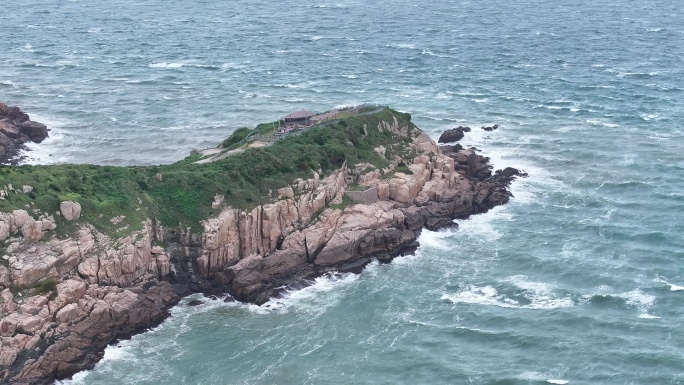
(18, 121, 49, 143)
(21, 218, 43, 242)
(56, 303, 82, 324)
(11, 209, 30, 231)
(56, 279, 87, 305)
(277, 186, 294, 198)
(60, 201, 82, 221)
(17, 315, 44, 333)
(0, 103, 29, 123)
(438, 127, 468, 143)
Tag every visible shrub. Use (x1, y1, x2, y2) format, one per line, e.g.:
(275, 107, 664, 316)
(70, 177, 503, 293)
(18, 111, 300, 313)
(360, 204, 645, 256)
(32, 279, 58, 299)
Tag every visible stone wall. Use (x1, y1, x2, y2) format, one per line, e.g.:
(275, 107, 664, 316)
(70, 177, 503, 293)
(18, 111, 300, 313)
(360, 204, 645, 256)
(344, 187, 379, 205)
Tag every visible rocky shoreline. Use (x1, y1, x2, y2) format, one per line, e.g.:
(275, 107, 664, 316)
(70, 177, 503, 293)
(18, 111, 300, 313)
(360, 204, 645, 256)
(0, 104, 49, 165)
(0, 116, 523, 385)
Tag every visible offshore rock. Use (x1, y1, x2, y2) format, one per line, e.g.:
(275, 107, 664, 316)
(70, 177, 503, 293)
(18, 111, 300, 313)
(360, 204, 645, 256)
(437, 126, 470, 143)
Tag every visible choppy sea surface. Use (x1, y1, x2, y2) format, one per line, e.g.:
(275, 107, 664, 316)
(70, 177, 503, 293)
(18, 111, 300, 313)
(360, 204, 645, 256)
(3, 0, 684, 383)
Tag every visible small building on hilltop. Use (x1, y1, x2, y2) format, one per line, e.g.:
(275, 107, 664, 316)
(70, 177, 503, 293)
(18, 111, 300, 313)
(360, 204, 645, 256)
(282, 110, 314, 126)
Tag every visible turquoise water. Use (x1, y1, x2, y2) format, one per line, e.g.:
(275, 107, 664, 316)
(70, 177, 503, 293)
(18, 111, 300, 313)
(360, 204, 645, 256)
(3, 0, 684, 384)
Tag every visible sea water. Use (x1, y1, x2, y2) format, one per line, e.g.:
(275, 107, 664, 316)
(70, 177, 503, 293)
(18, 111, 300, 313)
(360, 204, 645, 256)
(2, 0, 684, 383)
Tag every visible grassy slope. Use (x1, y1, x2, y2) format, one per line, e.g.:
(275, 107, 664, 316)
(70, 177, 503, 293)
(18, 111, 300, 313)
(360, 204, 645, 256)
(0, 108, 415, 237)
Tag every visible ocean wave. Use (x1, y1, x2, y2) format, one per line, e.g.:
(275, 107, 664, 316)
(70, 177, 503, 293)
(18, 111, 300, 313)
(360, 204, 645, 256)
(388, 43, 416, 50)
(148, 62, 219, 69)
(617, 71, 659, 79)
(0, 80, 17, 88)
(149, 62, 184, 68)
(653, 277, 684, 292)
(586, 119, 619, 128)
(586, 289, 658, 318)
(271, 83, 307, 89)
(416, 228, 456, 251)
(442, 276, 575, 310)
(519, 372, 570, 384)
(257, 272, 360, 315)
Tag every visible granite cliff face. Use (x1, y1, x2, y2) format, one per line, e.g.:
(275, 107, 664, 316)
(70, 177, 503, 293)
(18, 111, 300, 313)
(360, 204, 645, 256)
(0, 117, 523, 384)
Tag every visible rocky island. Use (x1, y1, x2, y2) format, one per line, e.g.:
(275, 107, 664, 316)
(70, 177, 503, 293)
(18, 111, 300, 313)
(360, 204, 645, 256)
(0, 106, 523, 384)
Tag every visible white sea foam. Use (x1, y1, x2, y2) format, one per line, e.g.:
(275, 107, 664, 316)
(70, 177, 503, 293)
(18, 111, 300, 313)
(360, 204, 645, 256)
(622, 289, 655, 308)
(0, 80, 16, 88)
(442, 280, 574, 310)
(586, 119, 619, 128)
(273, 83, 306, 89)
(416, 228, 456, 251)
(620, 289, 658, 318)
(547, 380, 569, 385)
(149, 62, 184, 68)
(652, 277, 684, 291)
(256, 272, 360, 315)
(452, 207, 513, 241)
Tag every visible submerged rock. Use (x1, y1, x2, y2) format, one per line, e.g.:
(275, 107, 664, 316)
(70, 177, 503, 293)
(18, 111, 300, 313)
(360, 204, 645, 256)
(481, 124, 499, 131)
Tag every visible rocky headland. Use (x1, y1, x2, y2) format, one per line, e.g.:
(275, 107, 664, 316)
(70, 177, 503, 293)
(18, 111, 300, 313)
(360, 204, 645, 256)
(0, 104, 49, 165)
(0, 107, 524, 384)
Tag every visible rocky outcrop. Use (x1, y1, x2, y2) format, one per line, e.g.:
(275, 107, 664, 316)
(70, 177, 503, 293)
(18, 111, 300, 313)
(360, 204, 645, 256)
(438, 126, 470, 143)
(0, 103, 49, 164)
(0, 117, 524, 385)
(161, 124, 524, 305)
(0, 220, 179, 384)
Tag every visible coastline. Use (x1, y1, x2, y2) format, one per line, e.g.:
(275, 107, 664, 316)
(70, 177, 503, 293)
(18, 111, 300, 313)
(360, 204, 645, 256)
(0, 109, 524, 384)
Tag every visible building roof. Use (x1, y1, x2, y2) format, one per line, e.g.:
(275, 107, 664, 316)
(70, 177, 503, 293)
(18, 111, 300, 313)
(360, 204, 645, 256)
(283, 110, 314, 120)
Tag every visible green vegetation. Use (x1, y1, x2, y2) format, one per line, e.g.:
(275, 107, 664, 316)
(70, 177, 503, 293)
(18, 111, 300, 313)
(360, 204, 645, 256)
(31, 279, 58, 299)
(0, 107, 415, 237)
(221, 127, 251, 150)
